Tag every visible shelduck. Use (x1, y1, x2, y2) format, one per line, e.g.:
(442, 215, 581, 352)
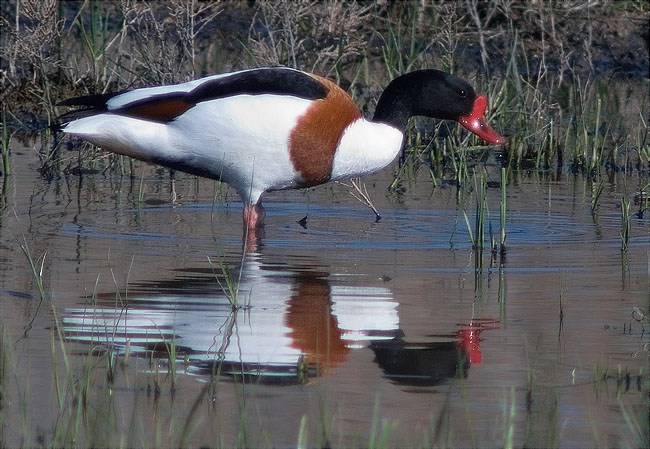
(58, 67, 504, 234)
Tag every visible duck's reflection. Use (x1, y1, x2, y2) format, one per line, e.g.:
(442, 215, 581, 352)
(371, 320, 496, 386)
(61, 252, 486, 386)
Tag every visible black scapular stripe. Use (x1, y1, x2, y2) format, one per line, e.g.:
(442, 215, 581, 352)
(187, 68, 328, 103)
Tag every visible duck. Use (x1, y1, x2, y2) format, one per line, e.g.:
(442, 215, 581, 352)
(58, 67, 504, 235)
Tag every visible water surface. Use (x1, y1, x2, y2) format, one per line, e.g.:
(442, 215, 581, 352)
(1, 140, 648, 448)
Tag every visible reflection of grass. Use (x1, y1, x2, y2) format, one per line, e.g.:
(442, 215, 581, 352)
(0, 325, 11, 443)
(619, 397, 650, 449)
(368, 396, 398, 449)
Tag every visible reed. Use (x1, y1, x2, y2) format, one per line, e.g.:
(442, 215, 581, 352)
(463, 169, 489, 274)
(489, 167, 508, 263)
(207, 249, 249, 311)
(18, 240, 47, 303)
(75, 0, 116, 90)
(0, 106, 10, 214)
(0, 106, 10, 179)
(558, 270, 566, 341)
(620, 196, 631, 252)
(296, 415, 309, 449)
(380, 4, 429, 80)
(499, 167, 507, 258)
(590, 179, 604, 217)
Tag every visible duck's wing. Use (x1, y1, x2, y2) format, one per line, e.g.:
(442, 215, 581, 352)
(58, 68, 329, 124)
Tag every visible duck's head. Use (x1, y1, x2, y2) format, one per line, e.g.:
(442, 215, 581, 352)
(373, 70, 505, 145)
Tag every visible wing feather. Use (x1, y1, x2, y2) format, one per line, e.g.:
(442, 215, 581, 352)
(58, 68, 329, 124)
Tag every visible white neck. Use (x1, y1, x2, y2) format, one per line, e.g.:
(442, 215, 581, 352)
(330, 119, 404, 181)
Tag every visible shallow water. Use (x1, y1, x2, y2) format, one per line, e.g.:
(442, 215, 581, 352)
(1, 140, 648, 448)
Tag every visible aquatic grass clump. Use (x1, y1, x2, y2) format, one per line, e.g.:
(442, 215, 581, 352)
(471, 171, 488, 269)
(207, 249, 249, 310)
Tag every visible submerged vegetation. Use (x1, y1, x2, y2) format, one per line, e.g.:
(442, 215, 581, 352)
(1, 0, 649, 448)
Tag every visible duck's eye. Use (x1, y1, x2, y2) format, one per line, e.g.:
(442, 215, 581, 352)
(459, 89, 467, 98)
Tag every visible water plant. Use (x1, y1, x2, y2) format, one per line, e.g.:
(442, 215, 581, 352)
(494, 166, 508, 261)
(558, 271, 566, 327)
(0, 106, 10, 179)
(380, 3, 430, 79)
(207, 252, 244, 309)
(499, 167, 508, 252)
(17, 242, 46, 302)
(0, 107, 11, 213)
(590, 179, 604, 217)
(620, 196, 630, 252)
(463, 168, 489, 274)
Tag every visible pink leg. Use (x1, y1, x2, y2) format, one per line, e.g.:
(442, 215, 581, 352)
(242, 203, 265, 252)
(243, 203, 266, 231)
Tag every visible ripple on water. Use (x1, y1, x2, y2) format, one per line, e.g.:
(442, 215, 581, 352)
(60, 199, 647, 254)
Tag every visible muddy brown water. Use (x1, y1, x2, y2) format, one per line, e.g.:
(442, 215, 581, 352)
(1, 139, 648, 448)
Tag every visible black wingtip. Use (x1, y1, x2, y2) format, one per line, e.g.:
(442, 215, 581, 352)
(56, 108, 107, 128)
(57, 91, 123, 108)
(56, 91, 124, 129)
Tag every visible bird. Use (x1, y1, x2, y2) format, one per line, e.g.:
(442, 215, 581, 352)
(58, 67, 504, 236)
